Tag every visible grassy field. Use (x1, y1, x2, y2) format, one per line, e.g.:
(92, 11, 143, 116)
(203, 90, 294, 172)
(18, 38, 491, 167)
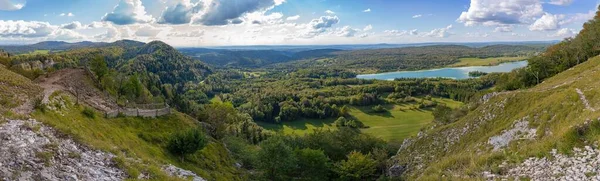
(450, 56, 528, 67)
(23, 50, 50, 55)
(0, 66, 42, 111)
(259, 98, 463, 141)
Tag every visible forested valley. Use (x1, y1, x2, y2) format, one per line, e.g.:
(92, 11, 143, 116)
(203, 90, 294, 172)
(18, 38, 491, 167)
(5, 9, 598, 180)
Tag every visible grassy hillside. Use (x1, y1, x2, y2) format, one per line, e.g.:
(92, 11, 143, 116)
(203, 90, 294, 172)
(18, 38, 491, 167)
(393, 56, 600, 180)
(0, 64, 42, 114)
(32, 92, 243, 180)
(450, 56, 527, 67)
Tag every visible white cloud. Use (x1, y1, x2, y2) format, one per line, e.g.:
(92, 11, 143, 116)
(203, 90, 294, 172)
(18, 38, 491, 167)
(363, 24, 372, 31)
(286, 15, 300, 21)
(410, 29, 418, 35)
(168, 29, 205, 37)
(102, 0, 154, 25)
(0, 20, 55, 38)
(300, 15, 340, 38)
(336, 26, 358, 37)
(458, 0, 543, 26)
(384, 30, 408, 36)
(325, 10, 335, 15)
(193, 0, 286, 26)
(494, 26, 513, 32)
(0, 0, 25, 11)
(548, 0, 573, 6)
(412, 14, 422, 18)
(529, 13, 564, 31)
(421, 25, 453, 38)
(59, 12, 74, 17)
(560, 11, 595, 25)
(550, 28, 576, 37)
(363, 8, 371, 13)
(134, 25, 163, 37)
(158, 0, 202, 25)
(60, 21, 83, 30)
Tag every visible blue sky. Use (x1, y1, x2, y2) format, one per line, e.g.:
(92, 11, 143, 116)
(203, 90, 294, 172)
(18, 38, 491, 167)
(0, 0, 597, 46)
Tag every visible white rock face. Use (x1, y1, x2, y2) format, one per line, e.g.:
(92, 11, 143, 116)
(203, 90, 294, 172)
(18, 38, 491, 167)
(162, 164, 206, 181)
(488, 118, 537, 151)
(487, 147, 600, 181)
(0, 119, 126, 180)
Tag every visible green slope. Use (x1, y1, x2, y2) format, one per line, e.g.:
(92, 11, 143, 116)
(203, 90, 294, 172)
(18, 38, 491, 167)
(393, 55, 600, 180)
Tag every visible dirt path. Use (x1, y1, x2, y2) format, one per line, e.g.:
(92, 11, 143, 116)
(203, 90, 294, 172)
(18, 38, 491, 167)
(576, 88, 596, 112)
(35, 69, 118, 112)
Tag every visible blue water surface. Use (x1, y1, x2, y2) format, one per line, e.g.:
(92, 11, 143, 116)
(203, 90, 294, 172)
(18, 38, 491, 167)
(356, 61, 528, 80)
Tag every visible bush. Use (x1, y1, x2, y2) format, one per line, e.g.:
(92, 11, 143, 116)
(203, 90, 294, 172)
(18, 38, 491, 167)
(167, 128, 208, 162)
(371, 105, 386, 113)
(81, 107, 96, 118)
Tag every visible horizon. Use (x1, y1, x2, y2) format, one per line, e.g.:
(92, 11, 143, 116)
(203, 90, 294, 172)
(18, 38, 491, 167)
(0, 0, 596, 46)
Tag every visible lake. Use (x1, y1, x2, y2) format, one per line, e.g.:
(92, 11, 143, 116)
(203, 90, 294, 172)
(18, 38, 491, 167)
(357, 61, 528, 80)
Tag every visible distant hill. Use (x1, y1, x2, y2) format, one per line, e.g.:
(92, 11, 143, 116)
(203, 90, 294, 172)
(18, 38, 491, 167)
(0, 40, 148, 54)
(179, 48, 342, 68)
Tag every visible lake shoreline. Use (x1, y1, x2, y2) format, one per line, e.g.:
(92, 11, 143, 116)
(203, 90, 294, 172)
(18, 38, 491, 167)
(357, 60, 528, 80)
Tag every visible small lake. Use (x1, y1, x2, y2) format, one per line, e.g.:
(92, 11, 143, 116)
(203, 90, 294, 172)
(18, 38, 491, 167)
(357, 61, 528, 80)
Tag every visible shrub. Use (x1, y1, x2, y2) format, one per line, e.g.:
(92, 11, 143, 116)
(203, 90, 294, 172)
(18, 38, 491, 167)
(167, 128, 208, 162)
(371, 105, 386, 113)
(82, 107, 96, 119)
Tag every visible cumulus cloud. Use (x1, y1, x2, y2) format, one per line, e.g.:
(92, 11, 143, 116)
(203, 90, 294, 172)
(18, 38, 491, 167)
(550, 28, 576, 37)
(158, 0, 202, 25)
(60, 21, 83, 30)
(0, 20, 55, 38)
(336, 26, 359, 37)
(363, 24, 372, 31)
(168, 29, 205, 37)
(422, 25, 453, 38)
(135, 25, 163, 37)
(102, 0, 153, 25)
(286, 15, 300, 21)
(458, 0, 543, 26)
(412, 14, 422, 18)
(548, 0, 573, 6)
(325, 10, 335, 15)
(0, 0, 25, 11)
(363, 8, 371, 13)
(529, 13, 564, 31)
(193, 0, 285, 26)
(51, 29, 85, 40)
(300, 15, 340, 38)
(494, 26, 513, 32)
(409, 29, 418, 35)
(384, 30, 408, 36)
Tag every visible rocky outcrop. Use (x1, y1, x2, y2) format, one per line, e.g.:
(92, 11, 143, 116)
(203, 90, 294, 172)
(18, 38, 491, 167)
(485, 146, 600, 180)
(162, 164, 206, 181)
(488, 117, 537, 151)
(0, 119, 125, 180)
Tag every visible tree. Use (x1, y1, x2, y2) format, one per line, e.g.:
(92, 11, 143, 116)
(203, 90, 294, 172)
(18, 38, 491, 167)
(89, 55, 108, 81)
(335, 151, 378, 180)
(294, 148, 331, 181)
(257, 136, 297, 181)
(335, 117, 348, 127)
(167, 128, 208, 162)
(432, 104, 453, 124)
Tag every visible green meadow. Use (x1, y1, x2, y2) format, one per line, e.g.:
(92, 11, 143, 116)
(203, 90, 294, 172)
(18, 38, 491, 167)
(259, 98, 463, 141)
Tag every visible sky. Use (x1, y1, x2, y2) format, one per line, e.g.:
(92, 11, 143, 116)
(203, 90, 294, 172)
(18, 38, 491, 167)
(0, 0, 597, 46)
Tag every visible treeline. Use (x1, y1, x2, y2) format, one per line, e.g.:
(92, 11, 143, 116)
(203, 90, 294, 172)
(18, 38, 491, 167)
(274, 44, 544, 73)
(496, 6, 600, 90)
(224, 128, 397, 180)
(202, 70, 496, 124)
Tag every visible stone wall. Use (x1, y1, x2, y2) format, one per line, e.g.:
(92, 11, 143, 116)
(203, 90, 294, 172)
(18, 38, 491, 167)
(105, 107, 171, 118)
